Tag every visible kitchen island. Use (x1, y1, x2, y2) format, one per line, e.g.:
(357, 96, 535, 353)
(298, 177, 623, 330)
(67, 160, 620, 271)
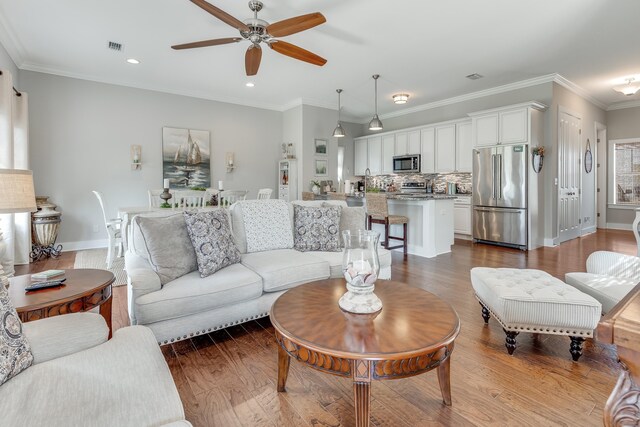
(369, 194, 457, 258)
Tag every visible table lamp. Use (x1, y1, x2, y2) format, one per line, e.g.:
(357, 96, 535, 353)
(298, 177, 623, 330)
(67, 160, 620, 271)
(0, 169, 37, 288)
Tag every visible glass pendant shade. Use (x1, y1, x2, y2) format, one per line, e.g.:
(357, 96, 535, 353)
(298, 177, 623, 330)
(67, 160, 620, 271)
(368, 75, 383, 131)
(333, 88, 346, 138)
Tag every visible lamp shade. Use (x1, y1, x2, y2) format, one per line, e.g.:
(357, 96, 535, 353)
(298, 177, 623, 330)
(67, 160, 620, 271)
(0, 169, 37, 214)
(333, 122, 346, 138)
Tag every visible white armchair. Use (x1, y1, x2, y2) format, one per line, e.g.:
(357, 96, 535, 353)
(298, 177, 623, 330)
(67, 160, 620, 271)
(565, 251, 640, 313)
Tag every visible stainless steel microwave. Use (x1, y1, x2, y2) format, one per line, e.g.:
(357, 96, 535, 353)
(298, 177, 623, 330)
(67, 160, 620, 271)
(393, 154, 421, 173)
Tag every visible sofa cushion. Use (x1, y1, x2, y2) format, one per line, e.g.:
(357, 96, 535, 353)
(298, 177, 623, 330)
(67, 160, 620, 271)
(565, 272, 637, 314)
(324, 203, 366, 247)
(183, 210, 240, 277)
(0, 326, 186, 427)
(308, 248, 393, 279)
(293, 205, 341, 252)
(239, 200, 294, 253)
(241, 249, 330, 292)
(135, 214, 197, 285)
(134, 263, 263, 324)
(0, 285, 33, 385)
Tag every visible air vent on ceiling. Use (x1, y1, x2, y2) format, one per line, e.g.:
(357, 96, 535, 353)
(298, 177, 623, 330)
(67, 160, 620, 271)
(466, 73, 483, 80)
(107, 41, 124, 52)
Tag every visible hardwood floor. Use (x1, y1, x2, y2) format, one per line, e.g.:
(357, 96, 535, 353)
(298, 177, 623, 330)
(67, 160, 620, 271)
(16, 229, 635, 426)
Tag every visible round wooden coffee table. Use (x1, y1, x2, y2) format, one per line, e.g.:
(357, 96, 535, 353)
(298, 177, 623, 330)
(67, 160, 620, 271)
(271, 279, 460, 427)
(8, 269, 115, 338)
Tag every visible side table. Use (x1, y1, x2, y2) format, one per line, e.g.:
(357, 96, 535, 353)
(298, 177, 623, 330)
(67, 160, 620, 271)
(8, 269, 115, 338)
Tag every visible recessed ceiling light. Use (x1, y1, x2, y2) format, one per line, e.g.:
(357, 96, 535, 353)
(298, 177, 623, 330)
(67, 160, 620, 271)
(126, 58, 140, 65)
(392, 93, 409, 104)
(466, 73, 483, 80)
(245, 82, 255, 87)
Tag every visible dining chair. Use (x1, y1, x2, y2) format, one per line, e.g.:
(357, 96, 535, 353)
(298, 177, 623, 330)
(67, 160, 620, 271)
(256, 188, 273, 200)
(175, 190, 205, 209)
(219, 190, 248, 207)
(92, 190, 123, 268)
(148, 189, 164, 208)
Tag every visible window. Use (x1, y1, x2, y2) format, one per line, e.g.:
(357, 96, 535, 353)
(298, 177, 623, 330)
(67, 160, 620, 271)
(610, 139, 640, 205)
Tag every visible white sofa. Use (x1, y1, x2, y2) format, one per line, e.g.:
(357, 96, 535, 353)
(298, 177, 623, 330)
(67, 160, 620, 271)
(0, 313, 189, 427)
(125, 200, 392, 344)
(565, 251, 640, 314)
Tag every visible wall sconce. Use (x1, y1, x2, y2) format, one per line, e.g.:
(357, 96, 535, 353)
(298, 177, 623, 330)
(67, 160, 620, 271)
(226, 152, 235, 172)
(131, 145, 141, 170)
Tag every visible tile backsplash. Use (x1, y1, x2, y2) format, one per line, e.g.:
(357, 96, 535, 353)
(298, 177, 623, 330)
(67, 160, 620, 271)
(367, 172, 472, 194)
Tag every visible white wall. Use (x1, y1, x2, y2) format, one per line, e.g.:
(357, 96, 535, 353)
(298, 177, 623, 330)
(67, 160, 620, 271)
(0, 41, 19, 85)
(21, 70, 282, 248)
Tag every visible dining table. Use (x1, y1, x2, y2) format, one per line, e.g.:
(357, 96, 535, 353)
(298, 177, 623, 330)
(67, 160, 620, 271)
(117, 206, 218, 250)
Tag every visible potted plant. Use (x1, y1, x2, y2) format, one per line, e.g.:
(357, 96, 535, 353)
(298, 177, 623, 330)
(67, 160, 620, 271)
(311, 180, 321, 195)
(532, 146, 545, 173)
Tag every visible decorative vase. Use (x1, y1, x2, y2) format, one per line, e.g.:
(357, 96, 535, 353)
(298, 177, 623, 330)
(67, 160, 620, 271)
(30, 196, 63, 261)
(339, 230, 382, 314)
(532, 154, 544, 173)
(312, 185, 320, 195)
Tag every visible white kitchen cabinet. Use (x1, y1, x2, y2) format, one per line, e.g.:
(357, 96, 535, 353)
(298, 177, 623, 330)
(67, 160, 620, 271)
(394, 132, 407, 156)
(500, 109, 528, 144)
(454, 196, 471, 235)
(435, 125, 456, 173)
(382, 134, 395, 174)
(474, 114, 498, 147)
(354, 138, 368, 176)
(408, 130, 421, 154)
(455, 121, 472, 173)
(420, 127, 435, 174)
(367, 136, 382, 175)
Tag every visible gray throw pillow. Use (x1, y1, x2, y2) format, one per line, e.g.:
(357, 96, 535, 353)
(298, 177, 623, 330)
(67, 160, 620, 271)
(136, 214, 198, 285)
(183, 210, 241, 277)
(323, 203, 366, 246)
(0, 284, 33, 385)
(294, 205, 341, 252)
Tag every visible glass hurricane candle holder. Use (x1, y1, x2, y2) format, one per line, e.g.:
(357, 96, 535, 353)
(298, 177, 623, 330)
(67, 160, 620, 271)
(339, 230, 382, 314)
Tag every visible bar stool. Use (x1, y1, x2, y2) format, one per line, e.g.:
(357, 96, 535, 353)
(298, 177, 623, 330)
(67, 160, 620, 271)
(365, 193, 408, 256)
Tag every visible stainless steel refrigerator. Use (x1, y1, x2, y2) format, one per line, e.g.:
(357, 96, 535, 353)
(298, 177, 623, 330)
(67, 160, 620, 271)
(472, 145, 528, 249)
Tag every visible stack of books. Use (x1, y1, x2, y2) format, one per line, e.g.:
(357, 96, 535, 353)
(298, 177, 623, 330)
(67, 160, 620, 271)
(30, 270, 65, 281)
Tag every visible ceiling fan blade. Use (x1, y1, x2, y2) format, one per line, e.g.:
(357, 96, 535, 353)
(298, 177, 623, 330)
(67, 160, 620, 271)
(267, 12, 326, 37)
(172, 37, 242, 50)
(245, 44, 262, 76)
(190, 0, 250, 32)
(269, 40, 327, 67)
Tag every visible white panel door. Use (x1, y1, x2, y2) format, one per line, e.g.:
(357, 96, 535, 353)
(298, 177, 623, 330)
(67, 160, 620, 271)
(354, 139, 368, 176)
(395, 132, 408, 155)
(474, 114, 499, 147)
(421, 128, 435, 173)
(436, 125, 456, 173)
(500, 109, 528, 144)
(408, 130, 421, 154)
(558, 111, 582, 242)
(367, 136, 382, 175)
(382, 134, 395, 174)
(456, 121, 473, 172)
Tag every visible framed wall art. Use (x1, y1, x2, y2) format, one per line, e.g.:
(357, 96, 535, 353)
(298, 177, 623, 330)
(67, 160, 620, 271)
(162, 127, 211, 189)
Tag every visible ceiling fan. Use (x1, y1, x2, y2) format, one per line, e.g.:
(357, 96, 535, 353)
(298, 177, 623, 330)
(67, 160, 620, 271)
(172, 0, 327, 76)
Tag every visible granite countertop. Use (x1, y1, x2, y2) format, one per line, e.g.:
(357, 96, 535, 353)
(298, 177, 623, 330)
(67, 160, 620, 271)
(387, 194, 459, 201)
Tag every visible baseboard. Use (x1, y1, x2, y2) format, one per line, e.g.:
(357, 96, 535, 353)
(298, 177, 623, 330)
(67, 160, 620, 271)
(581, 226, 597, 235)
(606, 223, 632, 231)
(59, 239, 108, 252)
(543, 237, 559, 247)
(454, 233, 472, 241)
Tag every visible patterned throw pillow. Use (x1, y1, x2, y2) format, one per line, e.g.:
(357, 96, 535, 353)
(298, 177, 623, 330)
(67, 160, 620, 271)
(293, 205, 342, 252)
(183, 210, 241, 277)
(0, 284, 33, 385)
(240, 200, 294, 253)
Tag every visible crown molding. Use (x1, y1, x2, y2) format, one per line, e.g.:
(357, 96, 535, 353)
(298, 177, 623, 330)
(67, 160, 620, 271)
(607, 99, 640, 111)
(0, 11, 26, 68)
(19, 62, 285, 112)
(552, 74, 608, 110)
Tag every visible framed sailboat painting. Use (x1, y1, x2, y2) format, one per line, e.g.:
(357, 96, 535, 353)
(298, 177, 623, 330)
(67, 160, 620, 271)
(162, 127, 211, 189)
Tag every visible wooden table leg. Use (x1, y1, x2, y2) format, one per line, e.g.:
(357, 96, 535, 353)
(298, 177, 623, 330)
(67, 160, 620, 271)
(99, 294, 113, 339)
(277, 345, 290, 392)
(437, 355, 452, 406)
(354, 381, 371, 427)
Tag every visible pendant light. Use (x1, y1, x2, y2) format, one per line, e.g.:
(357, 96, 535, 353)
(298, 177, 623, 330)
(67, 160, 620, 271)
(332, 89, 346, 138)
(368, 74, 383, 131)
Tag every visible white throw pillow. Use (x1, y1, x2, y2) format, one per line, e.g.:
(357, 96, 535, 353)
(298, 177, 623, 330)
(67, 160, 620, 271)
(240, 200, 294, 253)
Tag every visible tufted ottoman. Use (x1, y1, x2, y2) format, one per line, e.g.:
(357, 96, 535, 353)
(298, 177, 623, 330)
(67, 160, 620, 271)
(470, 267, 602, 361)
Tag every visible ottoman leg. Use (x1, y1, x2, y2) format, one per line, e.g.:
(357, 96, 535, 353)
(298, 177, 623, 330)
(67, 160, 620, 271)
(569, 336, 585, 361)
(479, 302, 490, 323)
(504, 329, 519, 355)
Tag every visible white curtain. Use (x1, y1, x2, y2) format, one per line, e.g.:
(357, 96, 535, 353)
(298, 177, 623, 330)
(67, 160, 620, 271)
(0, 69, 30, 273)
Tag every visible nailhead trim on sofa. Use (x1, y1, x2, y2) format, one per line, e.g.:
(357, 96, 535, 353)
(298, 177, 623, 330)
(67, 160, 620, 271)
(159, 312, 271, 345)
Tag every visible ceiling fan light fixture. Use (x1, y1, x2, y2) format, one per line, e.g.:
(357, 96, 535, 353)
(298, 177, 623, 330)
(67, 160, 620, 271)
(614, 78, 640, 96)
(392, 93, 409, 104)
(333, 89, 345, 138)
(369, 74, 383, 131)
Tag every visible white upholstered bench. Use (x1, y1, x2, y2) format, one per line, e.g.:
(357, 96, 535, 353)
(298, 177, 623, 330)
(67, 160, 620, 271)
(470, 267, 602, 361)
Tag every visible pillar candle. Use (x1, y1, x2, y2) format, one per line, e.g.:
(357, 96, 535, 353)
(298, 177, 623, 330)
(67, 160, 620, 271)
(163, 179, 170, 189)
(218, 180, 224, 190)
